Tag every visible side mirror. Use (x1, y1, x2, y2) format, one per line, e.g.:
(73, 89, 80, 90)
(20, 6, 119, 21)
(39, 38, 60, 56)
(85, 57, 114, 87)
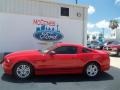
(49, 51, 56, 55)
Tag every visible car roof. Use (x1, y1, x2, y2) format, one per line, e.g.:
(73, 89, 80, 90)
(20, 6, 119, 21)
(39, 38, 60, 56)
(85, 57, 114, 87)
(55, 42, 83, 47)
(105, 40, 120, 42)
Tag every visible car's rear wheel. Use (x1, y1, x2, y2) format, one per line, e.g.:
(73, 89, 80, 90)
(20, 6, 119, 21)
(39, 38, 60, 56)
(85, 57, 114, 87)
(13, 62, 33, 79)
(84, 62, 100, 78)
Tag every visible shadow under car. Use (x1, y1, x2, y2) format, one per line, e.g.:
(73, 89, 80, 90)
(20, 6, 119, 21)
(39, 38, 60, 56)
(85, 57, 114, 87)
(1, 72, 113, 84)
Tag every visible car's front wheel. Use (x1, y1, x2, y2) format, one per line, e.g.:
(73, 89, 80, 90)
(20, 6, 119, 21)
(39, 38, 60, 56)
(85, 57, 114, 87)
(13, 62, 33, 79)
(84, 62, 100, 78)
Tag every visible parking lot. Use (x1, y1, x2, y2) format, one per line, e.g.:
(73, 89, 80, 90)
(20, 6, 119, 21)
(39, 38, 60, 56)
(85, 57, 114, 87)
(0, 56, 120, 90)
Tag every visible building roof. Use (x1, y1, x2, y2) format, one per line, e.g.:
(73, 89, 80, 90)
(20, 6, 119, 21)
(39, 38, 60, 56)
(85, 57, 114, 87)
(30, 0, 89, 8)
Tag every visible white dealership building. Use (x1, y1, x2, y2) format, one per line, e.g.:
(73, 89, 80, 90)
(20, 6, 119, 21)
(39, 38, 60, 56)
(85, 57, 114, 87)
(0, 0, 88, 54)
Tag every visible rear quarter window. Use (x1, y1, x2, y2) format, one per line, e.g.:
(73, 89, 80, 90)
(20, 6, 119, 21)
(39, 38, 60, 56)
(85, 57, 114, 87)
(82, 48, 92, 53)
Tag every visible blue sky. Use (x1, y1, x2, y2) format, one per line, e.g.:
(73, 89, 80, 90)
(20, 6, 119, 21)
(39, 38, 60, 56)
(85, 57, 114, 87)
(56, 0, 120, 39)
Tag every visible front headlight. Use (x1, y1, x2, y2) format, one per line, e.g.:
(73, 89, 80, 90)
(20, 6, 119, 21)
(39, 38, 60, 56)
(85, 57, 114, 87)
(5, 59, 10, 63)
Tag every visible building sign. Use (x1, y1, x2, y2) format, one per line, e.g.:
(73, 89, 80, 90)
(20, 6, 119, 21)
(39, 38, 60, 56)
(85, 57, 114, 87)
(33, 19, 64, 41)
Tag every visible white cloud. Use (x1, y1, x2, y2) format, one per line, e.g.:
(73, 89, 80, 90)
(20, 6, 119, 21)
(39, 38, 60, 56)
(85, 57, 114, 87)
(87, 20, 109, 31)
(115, 0, 120, 5)
(87, 23, 95, 29)
(87, 19, 120, 39)
(87, 31, 99, 35)
(95, 20, 109, 29)
(115, 17, 120, 20)
(88, 5, 96, 15)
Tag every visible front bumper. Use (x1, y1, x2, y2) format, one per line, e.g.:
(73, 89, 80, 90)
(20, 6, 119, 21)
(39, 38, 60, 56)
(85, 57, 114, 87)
(2, 62, 12, 75)
(103, 47, 118, 55)
(109, 51, 117, 55)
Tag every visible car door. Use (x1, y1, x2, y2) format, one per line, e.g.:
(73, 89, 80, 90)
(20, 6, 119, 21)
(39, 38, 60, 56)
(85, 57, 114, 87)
(36, 46, 85, 74)
(42, 46, 81, 69)
(49, 46, 80, 68)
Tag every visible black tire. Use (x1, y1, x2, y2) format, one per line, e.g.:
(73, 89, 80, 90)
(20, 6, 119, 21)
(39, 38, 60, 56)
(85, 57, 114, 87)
(84, 62, 100, 78)
(13, 62, 33, 79)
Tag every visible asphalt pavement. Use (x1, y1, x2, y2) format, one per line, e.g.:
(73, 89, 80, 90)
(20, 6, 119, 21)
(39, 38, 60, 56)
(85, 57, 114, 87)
(0, 56, 120, 90)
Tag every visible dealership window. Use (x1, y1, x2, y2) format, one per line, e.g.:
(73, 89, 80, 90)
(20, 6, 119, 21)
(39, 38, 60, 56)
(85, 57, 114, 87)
(54, 46, 77, 54)
(61, 7, 69, 16)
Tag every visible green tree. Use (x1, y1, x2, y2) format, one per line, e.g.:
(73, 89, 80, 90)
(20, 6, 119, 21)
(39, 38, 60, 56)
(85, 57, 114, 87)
(98, 33, 104, 43)
(92, 35, 96, 40)
(87, 34, 90, 40)
(109, 19, 119, 30)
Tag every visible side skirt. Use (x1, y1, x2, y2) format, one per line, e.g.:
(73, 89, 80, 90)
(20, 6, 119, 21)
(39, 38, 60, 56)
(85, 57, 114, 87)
(35, 67, 83, 75)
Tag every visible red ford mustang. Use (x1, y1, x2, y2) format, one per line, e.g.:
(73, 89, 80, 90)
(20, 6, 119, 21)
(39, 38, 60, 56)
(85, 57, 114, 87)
(2, 43, 110, 79)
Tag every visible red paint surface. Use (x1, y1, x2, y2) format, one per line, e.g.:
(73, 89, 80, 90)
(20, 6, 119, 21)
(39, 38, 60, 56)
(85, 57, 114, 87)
(2, 43, 110, 75)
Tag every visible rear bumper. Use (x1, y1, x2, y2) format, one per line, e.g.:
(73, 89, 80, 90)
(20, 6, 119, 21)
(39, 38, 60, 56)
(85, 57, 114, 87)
(101, 64, 110, 71)
(100, 55, 110, 72)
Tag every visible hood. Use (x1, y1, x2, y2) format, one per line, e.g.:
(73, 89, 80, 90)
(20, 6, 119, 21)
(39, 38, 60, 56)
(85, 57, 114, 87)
(5, 50, 42, 58)
(106, 44, 120, 48)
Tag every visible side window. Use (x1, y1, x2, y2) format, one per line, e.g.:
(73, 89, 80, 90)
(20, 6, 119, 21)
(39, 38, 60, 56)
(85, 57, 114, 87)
(61, 7, 69, 16)
(82, 48, 92, 53)
(53, 46, 77, 54)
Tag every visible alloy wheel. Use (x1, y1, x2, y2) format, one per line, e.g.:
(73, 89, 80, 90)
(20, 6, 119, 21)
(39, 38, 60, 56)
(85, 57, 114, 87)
(86, 63, 99, 77)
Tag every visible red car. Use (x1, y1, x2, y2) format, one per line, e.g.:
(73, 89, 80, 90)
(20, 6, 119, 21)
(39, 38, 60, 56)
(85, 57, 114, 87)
(103, 40, 120, 56)
(2, 43, 110, 79)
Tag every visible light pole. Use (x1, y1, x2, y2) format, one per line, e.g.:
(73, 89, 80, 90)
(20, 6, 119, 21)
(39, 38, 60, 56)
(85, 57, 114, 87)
(76, 0, 78, 4)
(100, 28, 105, 43)
(102, 28, 104, 39)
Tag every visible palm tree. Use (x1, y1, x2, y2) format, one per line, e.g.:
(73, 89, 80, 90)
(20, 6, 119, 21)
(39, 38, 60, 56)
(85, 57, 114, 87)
(109, 19, 119, 30)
